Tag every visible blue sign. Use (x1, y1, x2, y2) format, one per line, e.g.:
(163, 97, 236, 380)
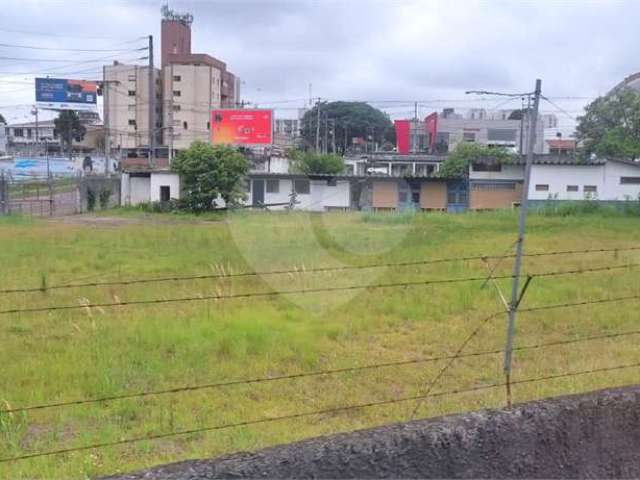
(35, 78, 97, 110)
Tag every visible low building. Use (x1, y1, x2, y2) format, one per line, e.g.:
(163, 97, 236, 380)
(468, 156, 640, 209)
(121, 170, 180, 205)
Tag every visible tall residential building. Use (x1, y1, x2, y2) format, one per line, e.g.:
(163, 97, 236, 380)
(103, 62, 161, 151)
(103, 5, 240, 160)
(163, 55, 223, 150)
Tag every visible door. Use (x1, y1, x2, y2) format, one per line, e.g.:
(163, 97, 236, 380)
(447, 181, 468, 213)
(159, 185, 170, 202)
(252, 179, 265, 206)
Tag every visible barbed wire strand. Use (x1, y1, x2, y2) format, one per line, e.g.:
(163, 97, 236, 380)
(1, 262, 638, 316)
(4, 316, 640, 415)
(1, 245, 638, 295)
(1, 361, 638, 463)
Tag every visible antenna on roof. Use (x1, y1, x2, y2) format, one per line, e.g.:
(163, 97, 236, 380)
(161, 3, 193, 26)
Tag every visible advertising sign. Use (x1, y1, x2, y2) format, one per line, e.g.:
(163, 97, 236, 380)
(35, 78, 98, 111)
(211, 109, 273, 145)
(394, 119, 410, 154)
(425, 112, 438, 152)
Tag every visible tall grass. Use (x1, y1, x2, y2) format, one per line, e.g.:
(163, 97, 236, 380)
(0, 210, 639, 478)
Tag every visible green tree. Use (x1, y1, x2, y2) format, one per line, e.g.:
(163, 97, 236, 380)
(576, 88, 640, 159)
(437, 142, 513, 178)
(300, 101, 393, 154)
(289, 150, 345, 174)
(53, 110, 86, 160)
(172, 141, 249, 212)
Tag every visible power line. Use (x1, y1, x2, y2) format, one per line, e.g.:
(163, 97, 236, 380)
(2, 361, 637, 464)
(0, 28, 146, 41)
(0, 43, 144, 52)
(2, 245, 638, 295)
(1, 262, 638, 317)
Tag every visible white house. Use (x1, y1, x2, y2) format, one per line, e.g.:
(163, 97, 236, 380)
(246, 174, 351, 211)
(529, 159, 640, 202)
(121, 170, 181, 206)
(468, 156, 640, 209)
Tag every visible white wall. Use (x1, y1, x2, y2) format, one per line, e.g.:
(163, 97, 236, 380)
(603, 160, 640, 200)
(150, 172, 181, 202)
(469, 163, 524, 181)
(528, 165, 604, 200)
(268, 157, 290, 173)
(528, 162, 640, 201)
(129, 176, 151, 205)
(259, 178, 351, 211)
(263, 178, 294, 209)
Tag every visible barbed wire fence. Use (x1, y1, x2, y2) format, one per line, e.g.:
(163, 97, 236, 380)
(0, 244, 639, 465)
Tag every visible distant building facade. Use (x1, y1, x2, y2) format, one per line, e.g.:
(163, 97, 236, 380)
(104, 5, 240, 161)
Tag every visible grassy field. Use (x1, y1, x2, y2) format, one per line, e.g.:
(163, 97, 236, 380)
(1, 208, 639, 478)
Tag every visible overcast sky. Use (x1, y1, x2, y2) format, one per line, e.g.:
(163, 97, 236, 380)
(1, 0, 638, 130)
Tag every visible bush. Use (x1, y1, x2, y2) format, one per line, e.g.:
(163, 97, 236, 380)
(99, 189, 112, 210)
(87, 189, 96, 211)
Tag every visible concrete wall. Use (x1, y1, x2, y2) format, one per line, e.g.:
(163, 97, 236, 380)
(420, 182, 446, 209)
(108, 385, 640, 480)
(78, 176, 121, 212)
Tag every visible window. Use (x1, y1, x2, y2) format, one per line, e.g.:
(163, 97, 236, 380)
(472, 182, 516, 190)
(128, 119, 136, 126)
(183, 121, 188, 130)
(159, 186, 170, 202)
(266, 179, 279, 193)
(535, 184, 549, 191)
(14, 128, 23, 137)
(471, 162, 502, 172)
(487, 129, 517, 142)
(173, 75, 181, 82)
(567, 185, 579, 192)
(26, 128, 32, 138)
(584, 185, 598, 193)
(463, 132, 476, 142)
(293, 179, 310, 194)
(128, 90, 136, 96)
(620, 177, 640, 184)
(399, 191, 409, 203)
(207, 121, 210, 130)
(173, 90, 181, 97)
(172, 105, 181, 112)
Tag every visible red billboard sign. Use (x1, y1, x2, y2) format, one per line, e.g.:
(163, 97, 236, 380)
(394, 120, 410, 154)
(211, 109, 273, 145)
(425, 112, 438, 152)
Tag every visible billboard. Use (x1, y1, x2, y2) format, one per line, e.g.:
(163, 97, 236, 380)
(394, 120, 410, 154)
(211, 109, 273, 145)
(35, 78, 98, 111)
(425, 112, 438, 152)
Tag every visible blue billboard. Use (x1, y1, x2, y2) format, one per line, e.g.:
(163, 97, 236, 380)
(35, 78, 98, 111)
